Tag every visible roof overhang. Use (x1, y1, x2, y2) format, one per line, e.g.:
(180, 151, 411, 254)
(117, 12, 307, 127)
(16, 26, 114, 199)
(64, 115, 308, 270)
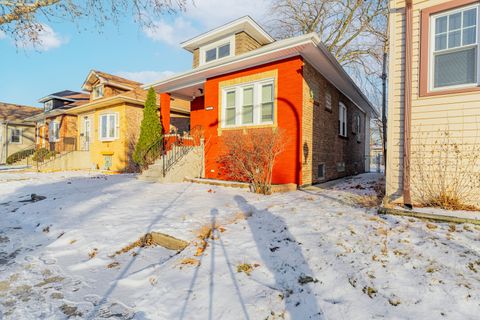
(81, 70, 137, 92)
(24, 108, 69, 122)
(181, 16, 274, 52)
(145, 33, 378, 118)
(38, 95, 76, 103)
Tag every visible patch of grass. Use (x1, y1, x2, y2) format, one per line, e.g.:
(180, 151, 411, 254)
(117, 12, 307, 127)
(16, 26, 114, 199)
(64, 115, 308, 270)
(362, 286, 377, 298)
(237, 263, 254, 276)
(88, 248, 98, 259)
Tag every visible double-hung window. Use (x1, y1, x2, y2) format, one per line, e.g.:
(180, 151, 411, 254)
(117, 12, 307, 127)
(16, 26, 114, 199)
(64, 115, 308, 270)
(93, 85, 104, 99)
(10, 128, 21, 144)
(339, 102, 347, 137)
(99, 113, 119, 141)
(325, 90, 332, 110)
(222, 79, 275, 127)
(49, 122, 60, 142)
(431, 5, 479, 90)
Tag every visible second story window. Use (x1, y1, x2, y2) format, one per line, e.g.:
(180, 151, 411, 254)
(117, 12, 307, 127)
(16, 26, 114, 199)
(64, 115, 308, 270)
(431, 5, 478, 90)
(325, 89, 332, 110)
(44, 100, 53, 112)
(200, 36, 234, 65)
(93, 85, 104, 99)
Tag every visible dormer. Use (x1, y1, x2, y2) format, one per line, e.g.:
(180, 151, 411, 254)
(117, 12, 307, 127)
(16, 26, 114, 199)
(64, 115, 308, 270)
(181, 16, 274, 68)
(82, 70, 142, 101)
(38, 90, 88, 112)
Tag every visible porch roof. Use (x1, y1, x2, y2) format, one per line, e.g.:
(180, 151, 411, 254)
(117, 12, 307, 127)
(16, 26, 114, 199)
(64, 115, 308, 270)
(144, 33, 378, 118)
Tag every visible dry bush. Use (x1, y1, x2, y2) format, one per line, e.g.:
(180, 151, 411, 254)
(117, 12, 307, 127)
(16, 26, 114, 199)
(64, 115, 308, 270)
(411, 129, 480, 210)
(218, 128, 287, 195)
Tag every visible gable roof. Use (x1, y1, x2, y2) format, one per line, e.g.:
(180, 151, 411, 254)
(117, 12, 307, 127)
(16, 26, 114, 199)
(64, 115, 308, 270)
(0, 102, 42, 123)
(145, 33, 378, 117)
(181, 16, 275, 52)
(82, 70, 142, 92)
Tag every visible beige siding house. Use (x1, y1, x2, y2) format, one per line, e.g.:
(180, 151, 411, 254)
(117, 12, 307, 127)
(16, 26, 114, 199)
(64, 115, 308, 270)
(387, 0, 480, 207)
(0, 102, 42, 164)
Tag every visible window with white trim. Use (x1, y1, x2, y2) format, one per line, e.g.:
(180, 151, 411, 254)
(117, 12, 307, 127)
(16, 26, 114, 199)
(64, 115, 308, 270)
(9, 128, 21, 144)
(200, 36, 234, 65)
(431, 5, 479, 89)
(325, 89, 332, 110)
(222, 79, 274, 128)
(44, 100, 53, 112)
(49, 122, 60, 142)
(354, 113, 361, 142)
(339, 102, 347, 137)
(93, 85, 104, 99)
(99, 113, 119, 141)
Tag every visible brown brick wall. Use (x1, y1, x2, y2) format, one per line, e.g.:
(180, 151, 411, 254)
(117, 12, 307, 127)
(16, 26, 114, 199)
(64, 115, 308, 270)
(302, 62, 366, 186)
(193, 48, 200, 68)
(235, 32, 262, 55)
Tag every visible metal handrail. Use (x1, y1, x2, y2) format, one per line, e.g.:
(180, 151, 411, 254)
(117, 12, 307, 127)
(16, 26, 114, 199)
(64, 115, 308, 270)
(6, 145, 36, 166)
(162, 135, 195, 177)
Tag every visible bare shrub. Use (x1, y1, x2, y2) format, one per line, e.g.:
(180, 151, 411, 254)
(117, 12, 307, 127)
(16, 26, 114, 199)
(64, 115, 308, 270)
(218, 128, 287, 195)
(411, 129, 480, 210)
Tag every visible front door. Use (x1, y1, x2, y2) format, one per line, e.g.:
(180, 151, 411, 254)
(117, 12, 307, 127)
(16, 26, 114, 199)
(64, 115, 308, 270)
(83, 118, 91, 151)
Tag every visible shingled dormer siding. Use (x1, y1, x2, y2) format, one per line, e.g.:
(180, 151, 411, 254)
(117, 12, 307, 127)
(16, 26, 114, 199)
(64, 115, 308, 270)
(191, 31, 263, 68)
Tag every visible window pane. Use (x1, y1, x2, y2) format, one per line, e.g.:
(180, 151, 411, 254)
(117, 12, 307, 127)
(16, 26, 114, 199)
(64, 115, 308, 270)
(101, 116, 107, 138)
(434, 47, 477, 88)
(226, 108, 236, 125)
(261, 84, 273, 103)
(218, 44, 230, 58)
(435, 34, 447, 50)
(463, 9, 477, 27)
(242, 88, 253, 124)
(435, 16, 448, 34)
(206, 48, 216, 62)
(261, 103, 273, 122)
(449, 12, 462, 30)
(448, 30, 461, 48)
(463, 27, 476, 45)
(226, 91, 235, 107)
(109, 115, 115, 138)
(325, 91, 332, 109)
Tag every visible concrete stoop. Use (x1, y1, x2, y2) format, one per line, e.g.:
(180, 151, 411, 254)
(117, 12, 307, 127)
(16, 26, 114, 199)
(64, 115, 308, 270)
(139, 147, 203, 183)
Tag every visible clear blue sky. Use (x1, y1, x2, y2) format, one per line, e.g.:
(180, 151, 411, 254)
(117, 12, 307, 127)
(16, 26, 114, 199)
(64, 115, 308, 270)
(0, 0, 270, 108)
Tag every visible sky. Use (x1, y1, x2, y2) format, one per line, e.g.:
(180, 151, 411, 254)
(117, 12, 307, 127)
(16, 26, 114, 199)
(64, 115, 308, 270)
(0, 0, 271, 108)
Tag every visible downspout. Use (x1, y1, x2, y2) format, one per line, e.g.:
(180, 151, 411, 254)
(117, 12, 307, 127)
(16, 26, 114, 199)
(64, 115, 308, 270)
(403, 0, 413, 208)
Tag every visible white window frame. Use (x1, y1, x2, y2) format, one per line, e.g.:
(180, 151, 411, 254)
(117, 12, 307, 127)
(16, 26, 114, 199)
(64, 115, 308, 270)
(429, 4, 480, 91)
(49, 121, 60, 142)
(92, 84, 104, 100)
(199, 35, 235, 66)
(44, 100, 53, 112)
(221, 78, 275, 128)
(339, 102, 347, 137)
(9, 128, 22, 144)
(325, 89, 332, 110)
(99, 113, 119, 141)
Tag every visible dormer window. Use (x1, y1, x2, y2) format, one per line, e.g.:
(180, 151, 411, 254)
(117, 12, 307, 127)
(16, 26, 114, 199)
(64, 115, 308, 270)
(200, 36, 235, 65)
(93, 85, 104, 99)
(44, 100, 53, 112)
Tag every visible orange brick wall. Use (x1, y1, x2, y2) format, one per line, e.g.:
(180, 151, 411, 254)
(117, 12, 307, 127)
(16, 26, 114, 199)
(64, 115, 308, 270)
(190, 56, 304, 185)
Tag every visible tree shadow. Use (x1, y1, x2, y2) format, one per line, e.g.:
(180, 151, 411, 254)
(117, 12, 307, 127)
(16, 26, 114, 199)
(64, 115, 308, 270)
(234, 195, 324, 320)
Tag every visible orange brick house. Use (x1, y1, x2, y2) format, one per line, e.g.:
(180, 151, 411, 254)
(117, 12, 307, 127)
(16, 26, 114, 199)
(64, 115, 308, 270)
(27, 90, 89, 153)
(146, 16, 378, 187)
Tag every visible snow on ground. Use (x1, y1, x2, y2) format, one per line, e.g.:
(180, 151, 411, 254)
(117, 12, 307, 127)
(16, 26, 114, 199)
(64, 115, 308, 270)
(0, 171, 479, 319)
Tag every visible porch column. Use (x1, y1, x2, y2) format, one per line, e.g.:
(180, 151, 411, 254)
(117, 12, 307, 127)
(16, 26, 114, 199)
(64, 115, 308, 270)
(159, 93, 171, 134)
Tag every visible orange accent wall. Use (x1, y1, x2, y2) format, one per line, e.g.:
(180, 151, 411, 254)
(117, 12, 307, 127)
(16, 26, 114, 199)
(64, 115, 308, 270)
(190, 56, 304, 185)
(160, 93, 171, 134)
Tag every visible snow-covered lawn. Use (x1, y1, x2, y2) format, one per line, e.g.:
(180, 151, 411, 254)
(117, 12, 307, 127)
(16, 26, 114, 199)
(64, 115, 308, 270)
(0, 171, 479, 319)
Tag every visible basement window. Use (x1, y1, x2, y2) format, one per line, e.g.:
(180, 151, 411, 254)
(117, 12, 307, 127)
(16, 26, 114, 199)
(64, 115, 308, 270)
(337, 162, 345, 172)
(318, 163, 325, 180)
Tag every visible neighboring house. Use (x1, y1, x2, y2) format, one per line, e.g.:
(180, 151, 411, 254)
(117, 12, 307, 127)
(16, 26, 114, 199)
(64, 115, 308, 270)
(146, 16, 377, 186)
(387, 0, 480, 207)
(0, 102, 42, 164)
(27, 90, 89, 153)
(68, 70, 189, 172)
